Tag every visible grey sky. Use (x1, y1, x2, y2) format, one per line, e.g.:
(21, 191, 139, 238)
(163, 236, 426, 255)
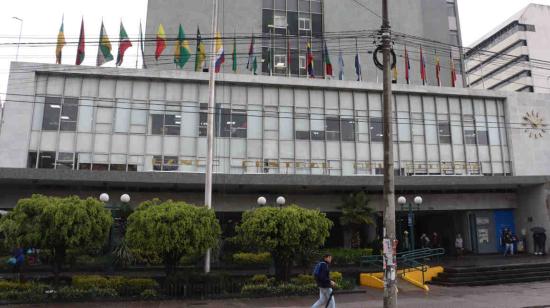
(1, 0, 550, 101)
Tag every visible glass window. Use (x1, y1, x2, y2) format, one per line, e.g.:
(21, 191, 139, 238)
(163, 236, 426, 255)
(27, 152, 37, 168)
(370, 117, 383, 142)
(288, 11, 298, 35)
(199, 104, 246, 138)
(114, 100, 131, 133)
(477, 130, 489, 145)
(274, 0, 286, 10)
(299, 17, 311, 31)
(57, 152, 75, 169)
(262, 9, 274, 33)
(153, 155, 179, 171)
(274, 11, 287, 28)
(438, 122, 452, 144)
(288, 0, 298, 11)
(60, 98, 78, 131)
(42, 97, 61, 130)
(199, 103, 208, 137)
(341, 118, 355, 141)
(274, 54, 287, 68)
(464, 129, 476, 144)
(263, 0, 273, 8)
(312, 14, 322, 36)
(150, 114, 180, 135)
(299, 56, 306, 69)
(311, 0, 322, 13)
(151, 114, 164, 134)
(38, 151, 56, 168)
(326, 117, 340, 140)
(230, 110, 247, 138)
(299, 0, 310, 12)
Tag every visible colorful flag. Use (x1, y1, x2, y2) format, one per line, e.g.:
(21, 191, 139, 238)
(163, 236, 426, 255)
(252, 56, 258, 75)
(435, 51, 441, 87)
(338, 50, 344, 80)
(355, 53, 362, 81)
(287, 35, 291, 76)
(450, 51, 457, 87)
(324, 40, 333, 77)
(195, 27, 206, 72)
(232, 35, 237, 72)
(246, 34, 254, 70)
(139, 20, 147, 69)
(404, 45, 410, 84)
(306, 41, 314, 78)
(75, 19, 85, 65)
(174, 24, 191, 68)
(392, 64, 398, 84)
(155, 24, 166, 61)
(55, 17, 65, 64)
(214, 32, 225, 73)
(96, 21, 114, 66)
(420, 45, 427, 85)
(116, 22, 132, 66)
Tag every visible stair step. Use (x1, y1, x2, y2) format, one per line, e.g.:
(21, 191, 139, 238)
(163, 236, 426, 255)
(436, 267, 550, 279)
(432, 271, 550, 283)
(444, 263, 550, 274)
(430, 275, 550, 287)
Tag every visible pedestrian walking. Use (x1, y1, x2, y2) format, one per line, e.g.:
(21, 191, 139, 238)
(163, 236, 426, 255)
(312, 253, 336, 308)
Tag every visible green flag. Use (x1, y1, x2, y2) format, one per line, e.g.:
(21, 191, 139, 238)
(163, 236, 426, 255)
(252, 56, 257, 75)
(232, 36, 237, 72)
(174, 24, 191, 68)
(96, 21, 113, 66)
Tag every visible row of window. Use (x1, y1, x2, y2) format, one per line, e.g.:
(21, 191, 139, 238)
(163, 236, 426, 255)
(466, 21, 535, 58)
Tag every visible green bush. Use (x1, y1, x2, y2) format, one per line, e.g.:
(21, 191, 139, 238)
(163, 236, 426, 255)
(140, 288, 158, 299)
(240, 282, 318, 297)
(130, 249, 163, 266)
(71, 275, 158, 297)
(240, 284, 270, 296)
(0, 283, 49, 302)
(0, 280, 34, 292)
(250, 274, 269, 284)
(232, 252, 272, 266)
(56, 286, 118, 301)
(290, 274, 315, 285)
(330, 271, 343, 284)
(324, 248, 373, 265)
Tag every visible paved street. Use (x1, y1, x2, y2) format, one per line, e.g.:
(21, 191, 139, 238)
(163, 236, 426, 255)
(13, 281, 550, 308)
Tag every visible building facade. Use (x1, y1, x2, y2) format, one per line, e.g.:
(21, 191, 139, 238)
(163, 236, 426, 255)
(465, 4, 550, 93)
(144, 0, 466, 87)
(0, 62, 549, 254)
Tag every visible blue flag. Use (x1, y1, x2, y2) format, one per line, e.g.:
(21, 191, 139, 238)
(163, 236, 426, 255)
(338, 50, 344, 80)
(355, 53, 362, 81)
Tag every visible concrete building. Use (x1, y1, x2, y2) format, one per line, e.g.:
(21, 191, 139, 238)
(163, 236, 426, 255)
(144, 0, 466, 87)
(0, 62, 549, 254)
(465, 4, 550, 93)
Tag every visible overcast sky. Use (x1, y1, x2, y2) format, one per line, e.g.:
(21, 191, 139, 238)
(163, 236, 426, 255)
(1, 0, 550, 101)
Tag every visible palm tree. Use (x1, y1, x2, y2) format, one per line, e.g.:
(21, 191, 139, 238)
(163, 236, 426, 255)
(338, 191, 375, 248)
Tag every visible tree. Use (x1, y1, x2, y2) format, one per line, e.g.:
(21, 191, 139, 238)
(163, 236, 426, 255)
(0, 194, 113, 283)
(338, 191, 376, 248)
(236, 205, 333, 281)
(125, 199, 221, 277)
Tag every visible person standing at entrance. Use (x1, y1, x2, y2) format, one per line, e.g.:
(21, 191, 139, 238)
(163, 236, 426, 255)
(503, 229, 514, 256)
(420, 233, 430, 249)
(455, 233, 464, 257)
(312, 254, 336, 308)
(432, 232, 441, 249)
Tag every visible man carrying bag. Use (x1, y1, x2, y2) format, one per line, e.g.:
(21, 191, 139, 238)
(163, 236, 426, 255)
(312, 253, 336, 308)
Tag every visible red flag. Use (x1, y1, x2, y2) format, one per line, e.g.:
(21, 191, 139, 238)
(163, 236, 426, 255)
(307, 41, 314, 77)
(435, 52, 441, 87)
(75, 19, 85, 65)
(450, 52, 457, 87)
(404, 45, 410, 84)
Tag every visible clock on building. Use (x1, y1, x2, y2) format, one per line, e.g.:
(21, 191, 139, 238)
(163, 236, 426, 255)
(522, 110, 547, 139)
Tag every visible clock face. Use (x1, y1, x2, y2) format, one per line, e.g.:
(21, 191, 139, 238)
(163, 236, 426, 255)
(522, 110, 547, 139)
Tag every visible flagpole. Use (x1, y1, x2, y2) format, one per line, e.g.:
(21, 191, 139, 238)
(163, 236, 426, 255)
(204, 0, 219, 274)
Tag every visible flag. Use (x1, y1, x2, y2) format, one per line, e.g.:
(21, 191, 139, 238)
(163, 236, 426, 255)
(392, 65, 398, 84)
(450, 51, 457, 87)
(246, 35, 254, 70)
(174, 24, 191, 68)
(96, 21, 114, 66)
(324, 40, 333, 77)
(252, 56, 258, 75)
(355, 53, 362, 81)
(214, 32, 225, 73)
(75, 19, 85, 65)
(306, 41, 314, 78)
(139, 20, 147, 69)
(155, 24, 166, 61)
(55, 17, 65, 64)
(404, 45, 410, 84)
(338, 50, 344, 80)
(287, 35, 291, 76)
(116, 22, 132, 66)
(420, 45, 427, 85)
(435, 52, 441, 86)
(195, 27, 206, 72)
(232, 35, 237, 72)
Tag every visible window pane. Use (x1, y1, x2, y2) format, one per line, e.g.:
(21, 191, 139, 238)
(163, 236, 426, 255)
(42, 97, 61, 130)
(151, 114, 164, 134)
(370, 117, 383, 142)
(163, 156, 179, 171)
(312, 14, 322, 37)
(114, 100, 131, 133)
(288, 0, 298, 11)
(438, 122, 451, 144)
(38, 151, 56, 168)
(477, 130, 489, 145)
(341, 118, 355, 141)
(164, 114, 181, 136)
(274, 0, 285, 10)
(299, 0, 310, 12)
(263, 0, 273, 8)
(311, 0, 322, 13)
(60, 97, 78, 131)
(288, 11, 298, 35)
(57, 152, 74, 169)
(231, 111, 247, 138)
(199, 103, 208, 137)
(325, 117, 340, 140)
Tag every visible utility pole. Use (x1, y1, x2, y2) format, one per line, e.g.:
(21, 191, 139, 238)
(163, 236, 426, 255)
(204, 0, 219, 274)
(381, 0, 397, 307)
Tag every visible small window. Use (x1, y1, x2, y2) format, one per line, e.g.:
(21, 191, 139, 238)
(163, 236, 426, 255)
(464, 130, 477, 144)
(310, 130, 325, 140)
(153, 156, 179, 171)
(341, 118, 355, 141)
(27, 152, 37, 168)
(438, 122, 452, 144)
(370, 117, 384, 142)
(298, 17, 311, 31)
(38, 151, 56, 169)
(199, 103, 208, 137)
(299, 56, 306, 69)
(60, 98, 78, 131)
(477, 130, 489, 145)
(325, 117, 340, 141)
(274, 12, 287, 28)
(42, 97, 62, 130)
(274, 54, 287, 68)
(56, 152, 75, 169)
(150, 114, 181, 135)
(295, 130, 310, 140)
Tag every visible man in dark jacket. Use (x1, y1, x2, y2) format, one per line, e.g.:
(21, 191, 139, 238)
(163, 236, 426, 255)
(312, 254, 336, 308)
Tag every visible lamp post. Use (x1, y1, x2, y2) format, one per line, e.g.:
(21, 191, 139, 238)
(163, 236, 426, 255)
(256, 196, 285, 207)
(397, 196, 423, 252)
(99, 193, 130, 272)
(257, 196, 267, 207)
(12, 17, 23, 61)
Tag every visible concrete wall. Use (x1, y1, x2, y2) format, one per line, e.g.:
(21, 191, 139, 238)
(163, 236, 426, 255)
(516, 184, 550, 253)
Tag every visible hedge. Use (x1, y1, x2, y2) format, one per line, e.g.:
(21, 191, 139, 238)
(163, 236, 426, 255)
(72, 275, 158, 296)
(232, 252, 272, 266)
(324, 248, 373, 265)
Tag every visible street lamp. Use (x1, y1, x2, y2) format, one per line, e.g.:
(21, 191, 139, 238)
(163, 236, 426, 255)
(12, 17, 23, 61)
(276, 196, 286, 207)
(99, 193, 110, 203)
(256, 196, 286, 207)
(120, 194, 130, 203)
(257, 196, 267, 206)
(398, 196, 423, 251)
